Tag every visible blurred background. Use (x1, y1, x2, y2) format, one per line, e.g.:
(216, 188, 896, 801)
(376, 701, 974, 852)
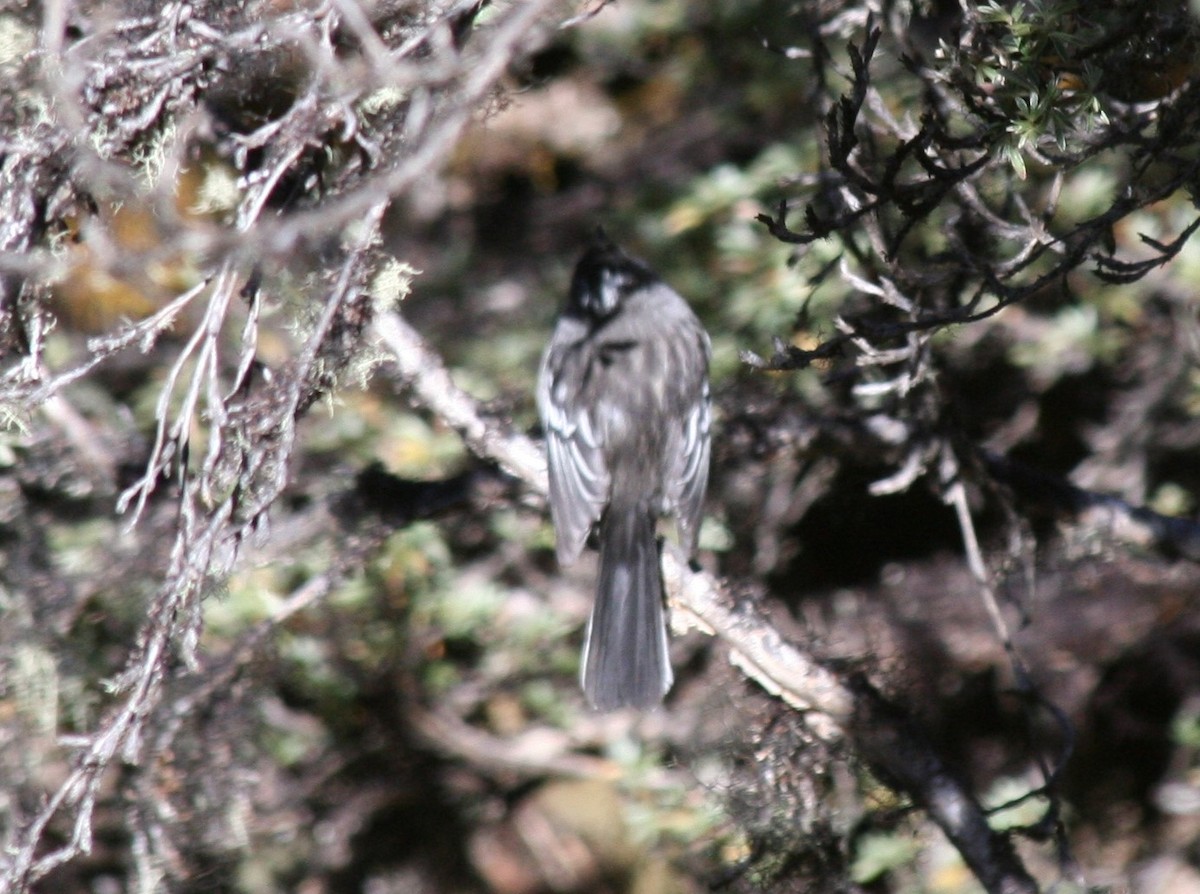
(5, 0, 1200, 891)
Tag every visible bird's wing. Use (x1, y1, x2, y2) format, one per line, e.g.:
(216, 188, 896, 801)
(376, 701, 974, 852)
(538, 341, 610, 565)
(669, 376, 711, 555)
(664, 326, 711, 555)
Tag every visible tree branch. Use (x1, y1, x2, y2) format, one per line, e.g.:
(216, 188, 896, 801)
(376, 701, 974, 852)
(371, 308, 1041, 894)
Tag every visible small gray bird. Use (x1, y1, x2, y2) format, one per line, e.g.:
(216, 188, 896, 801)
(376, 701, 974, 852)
(537, 234, 711, 710)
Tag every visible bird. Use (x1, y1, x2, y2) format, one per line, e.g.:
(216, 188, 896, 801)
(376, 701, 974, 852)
(537, 232, 711, 709)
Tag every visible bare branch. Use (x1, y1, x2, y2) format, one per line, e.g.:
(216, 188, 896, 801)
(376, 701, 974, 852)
(372, 307, 1041, 894)
(0, 1, 569, 887)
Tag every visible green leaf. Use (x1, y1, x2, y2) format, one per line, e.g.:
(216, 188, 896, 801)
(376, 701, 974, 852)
(850, 831, 920, 884)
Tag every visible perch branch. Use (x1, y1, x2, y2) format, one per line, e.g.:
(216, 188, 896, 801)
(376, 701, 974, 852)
(371, 308, 1040, 894)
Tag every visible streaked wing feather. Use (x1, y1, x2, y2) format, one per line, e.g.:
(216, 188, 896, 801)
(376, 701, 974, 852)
(544, 400, 609, 565)
(670, 382, 711, 554)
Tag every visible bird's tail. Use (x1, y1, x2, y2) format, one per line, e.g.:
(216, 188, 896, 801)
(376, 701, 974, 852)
(581, 503, 672, 710)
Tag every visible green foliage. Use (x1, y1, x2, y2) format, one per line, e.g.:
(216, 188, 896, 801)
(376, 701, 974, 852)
(9, 0, 1200, 890)
(983, 776, 1054, 832)
(850, 830, 921, 884)
(1171, 701, 1200, 750)
(964, 1, 1109, 177)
